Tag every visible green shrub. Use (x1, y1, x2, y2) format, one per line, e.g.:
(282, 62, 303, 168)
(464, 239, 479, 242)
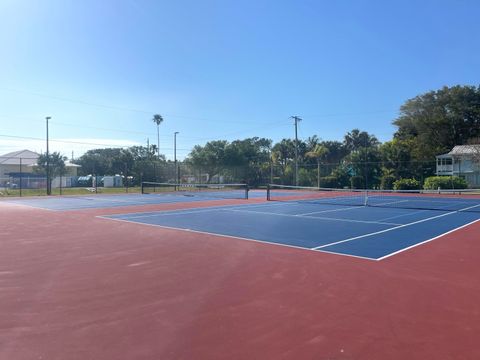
(330, 166, 351, 188)
(380, 175, 396, 190)
(423, 176, 468, 190)
(298, 168, 313, 187)
(319, 176, 340, 188)
(350, 176, 365, 189)
(393, 178, 420, 190)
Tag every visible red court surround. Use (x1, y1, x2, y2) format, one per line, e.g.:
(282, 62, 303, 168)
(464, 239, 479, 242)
(1, 200, 479, 360)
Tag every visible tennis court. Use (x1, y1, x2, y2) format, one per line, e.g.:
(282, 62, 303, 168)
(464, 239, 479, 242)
(101, 186, 480, 260)
(2, 184, 480, 360)
(5, 183, 256, 210)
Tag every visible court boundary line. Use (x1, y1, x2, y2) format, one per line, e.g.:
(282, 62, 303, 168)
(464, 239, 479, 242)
(295, 205, 364, 216)
(98, 204, 480, 262)
(312, 204, 480, 250)
(376, 217, 480, 260)
(104, 205, 401, 226)
(224, 208, 401, 226)
(377, 209, 430, 222)
(99, 202, 264, 218)
(0, 200, 59, 212)
(3, 194, 258, 212)
(110, 207, 229, 219)
(97, 215, 378, 261)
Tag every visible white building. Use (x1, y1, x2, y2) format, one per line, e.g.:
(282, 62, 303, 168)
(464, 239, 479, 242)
(436, 145, 480, 187)
(0, 149, 80, 188)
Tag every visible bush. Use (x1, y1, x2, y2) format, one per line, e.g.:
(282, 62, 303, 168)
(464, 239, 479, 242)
(393, 178, 420, 190)
(350, 176, 365, 189)
(330, 166, 351, 188)
(320, 176, 340, 188)
(380, 175, 396, 190)
(423, 176, 468, 190)
(298, 168, 314, 187)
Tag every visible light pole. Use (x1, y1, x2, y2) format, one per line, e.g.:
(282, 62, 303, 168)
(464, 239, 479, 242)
(291, 116, 302, 186)
(174, 131, 179, 184)
(46, 116, 51, 195)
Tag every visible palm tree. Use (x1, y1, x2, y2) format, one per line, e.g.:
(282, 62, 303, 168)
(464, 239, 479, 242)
(152, 114, 164, 158)
(306, 144, 329, 188)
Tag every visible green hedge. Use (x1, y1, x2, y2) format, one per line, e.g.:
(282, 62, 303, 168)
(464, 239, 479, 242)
(423, 176, 468, 190)
(393, 178, 420, 190)
(380, 175, 396, 190)
(350, 176, 365, 189)
(319, 176, 340, 188)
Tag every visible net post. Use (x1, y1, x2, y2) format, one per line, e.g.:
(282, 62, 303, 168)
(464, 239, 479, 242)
(245, 184, 249, 199)
(364, 190, 368, 206)
(141, 182, 145, 194)
(267, 184, 271, 201)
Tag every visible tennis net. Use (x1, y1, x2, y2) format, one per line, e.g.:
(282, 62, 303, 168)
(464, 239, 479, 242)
(141, 182, 249, 199)
(266, 184, 480, 213)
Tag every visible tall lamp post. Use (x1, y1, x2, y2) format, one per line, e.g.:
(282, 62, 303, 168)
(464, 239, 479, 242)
(291, 116, 302, 186)
(174, 131, 179, 184)
(46, 116, 51, 195)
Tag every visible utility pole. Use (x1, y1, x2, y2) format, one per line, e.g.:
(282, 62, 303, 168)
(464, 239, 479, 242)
(46, 116, 51, 195)
(174, 132, 179, 184)
(291, 116, 302, 186)
(157, 125, 160, 159)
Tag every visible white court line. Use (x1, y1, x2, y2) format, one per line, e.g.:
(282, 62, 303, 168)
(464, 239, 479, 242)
(377, 209, 431, 222)
(98, 216, 316, 253)
(314, 248, 377, 261)
(376, 217, 480, 261)
(369, 199, 410, 206)
(0, 200, 59, 212)
(99, 201, 262, 219)
(81, 197, 144, 204)
(312, 203, 480, 250)
(224, 208, 401, 226)
(295, 205, 363, 216)
(103, 207, 231, 220)
(99, 214, 379, 261)
(105, 206, 399, 226)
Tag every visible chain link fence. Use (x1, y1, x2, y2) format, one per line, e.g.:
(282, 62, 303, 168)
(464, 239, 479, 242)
(1, 155, 472, 197)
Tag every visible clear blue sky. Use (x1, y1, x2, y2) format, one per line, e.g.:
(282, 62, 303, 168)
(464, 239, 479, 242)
(1, 0, 479, 160)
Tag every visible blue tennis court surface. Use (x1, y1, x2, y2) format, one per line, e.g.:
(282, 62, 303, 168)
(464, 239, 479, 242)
(101, 201, 480, 260)
(4, 190, 265, 210)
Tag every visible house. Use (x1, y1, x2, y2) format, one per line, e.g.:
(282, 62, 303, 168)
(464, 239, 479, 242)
(0, 149, 80, 188)
(436, 145, 480, 187)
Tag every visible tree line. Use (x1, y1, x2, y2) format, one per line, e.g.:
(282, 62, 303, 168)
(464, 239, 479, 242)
(183, 85, 480, 188)
(36, 85, 480, 189)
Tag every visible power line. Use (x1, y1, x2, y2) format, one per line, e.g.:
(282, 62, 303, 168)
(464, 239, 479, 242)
(0, 113, 292, 142)
(0, 88, 285, 125)
(0, 88, 400, 124)
(0, 133, 192, 150)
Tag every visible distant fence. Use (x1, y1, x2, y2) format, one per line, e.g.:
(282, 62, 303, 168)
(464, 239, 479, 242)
(3, 155, 472, 196)
(0, 176, 47, 189)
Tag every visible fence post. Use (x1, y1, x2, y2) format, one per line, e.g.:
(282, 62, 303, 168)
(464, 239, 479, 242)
(19, 158, 22, 197)
(124, 163, 129, 193)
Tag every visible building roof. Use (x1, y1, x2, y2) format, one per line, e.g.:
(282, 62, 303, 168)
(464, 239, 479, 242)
(0, 150, 40, 165)
(448, 145, 480, 155)
(0, 149, 80, 167)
